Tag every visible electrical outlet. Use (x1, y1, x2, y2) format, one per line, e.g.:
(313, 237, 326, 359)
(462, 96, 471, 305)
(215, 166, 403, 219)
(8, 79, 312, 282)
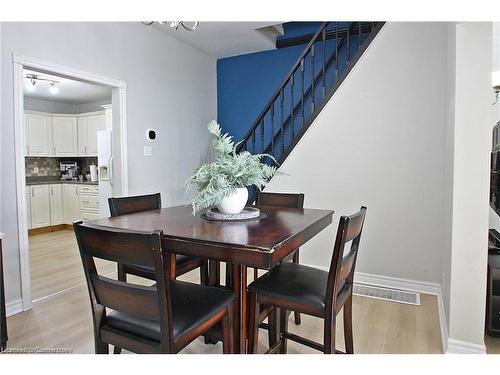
(33, 167, 39, 174)
(144, 146, 153, 157)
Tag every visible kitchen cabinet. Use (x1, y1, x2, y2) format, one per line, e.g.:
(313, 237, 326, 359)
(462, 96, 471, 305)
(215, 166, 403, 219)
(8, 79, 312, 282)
(62, 184, 82, 224)
(79, 185, 100, 221)
(26, 190, 31, 229)
(25, 114, 51, 156)
(25, 111, 106, 157)
(29, 185, 51, 228)
(49, 184, 63, 225)
(52, 117, 78, 156)
(78, 114, 105, 156)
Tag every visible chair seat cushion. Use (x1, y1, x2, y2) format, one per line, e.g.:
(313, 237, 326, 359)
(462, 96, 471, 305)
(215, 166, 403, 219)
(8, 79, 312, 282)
(103, 281, 233, 342)
(124, 254, 201, 275)
(248, 262, 346, 316)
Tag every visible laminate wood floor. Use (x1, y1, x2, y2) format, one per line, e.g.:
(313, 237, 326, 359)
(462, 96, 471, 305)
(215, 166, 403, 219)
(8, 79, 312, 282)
(29, 230, 115, 301)
(7, 230, 444, 354)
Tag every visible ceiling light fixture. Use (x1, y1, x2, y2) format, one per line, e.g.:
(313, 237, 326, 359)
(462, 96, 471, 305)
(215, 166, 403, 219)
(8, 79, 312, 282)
(141, 21, 199, 31)
(25, 73, 60, 95)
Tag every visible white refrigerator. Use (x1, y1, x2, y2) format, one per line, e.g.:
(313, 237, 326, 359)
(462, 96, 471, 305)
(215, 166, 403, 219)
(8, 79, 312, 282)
(97, 129, 113, 217)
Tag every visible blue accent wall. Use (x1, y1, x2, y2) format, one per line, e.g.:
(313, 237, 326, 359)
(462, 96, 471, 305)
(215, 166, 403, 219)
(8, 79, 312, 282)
(217, 44, 305, 141)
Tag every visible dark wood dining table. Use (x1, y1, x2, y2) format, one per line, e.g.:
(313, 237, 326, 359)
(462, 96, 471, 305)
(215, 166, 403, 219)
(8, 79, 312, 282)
(90, 204, 334, 353)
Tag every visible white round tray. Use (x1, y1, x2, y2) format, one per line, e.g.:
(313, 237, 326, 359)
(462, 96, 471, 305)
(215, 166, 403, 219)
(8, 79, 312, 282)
(202, 207, 264, 221)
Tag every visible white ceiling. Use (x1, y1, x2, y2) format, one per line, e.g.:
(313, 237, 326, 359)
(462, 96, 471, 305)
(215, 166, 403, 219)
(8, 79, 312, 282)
(150, 22, 283, 59)
(23, 69, 112, 104)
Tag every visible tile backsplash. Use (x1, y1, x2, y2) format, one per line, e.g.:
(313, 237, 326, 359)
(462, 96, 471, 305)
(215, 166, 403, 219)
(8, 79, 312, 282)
(25, 157, 98, 177)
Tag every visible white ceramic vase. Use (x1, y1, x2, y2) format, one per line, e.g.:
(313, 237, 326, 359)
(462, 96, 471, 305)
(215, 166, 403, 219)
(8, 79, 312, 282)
(217, 188, 248, 214)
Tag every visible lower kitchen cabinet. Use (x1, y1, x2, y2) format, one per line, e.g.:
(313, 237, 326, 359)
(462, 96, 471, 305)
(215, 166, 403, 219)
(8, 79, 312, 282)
(49, 184, 63, 225)
(26, 183, 99, 229)
(62, 184, 82, 224)
(29, 185, 51, 228)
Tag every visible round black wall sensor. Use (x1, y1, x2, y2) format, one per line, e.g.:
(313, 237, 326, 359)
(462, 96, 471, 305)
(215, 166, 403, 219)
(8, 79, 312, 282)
(145, 128, 157, 142)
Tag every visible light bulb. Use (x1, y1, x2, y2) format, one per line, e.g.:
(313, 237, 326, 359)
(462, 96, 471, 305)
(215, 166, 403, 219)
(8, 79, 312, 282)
(26, 79, 36, 92)
(49, 82, 59, 94)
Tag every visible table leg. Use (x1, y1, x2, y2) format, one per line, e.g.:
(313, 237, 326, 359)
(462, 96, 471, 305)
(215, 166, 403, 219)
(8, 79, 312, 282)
(231, 264, 247, 354)
(208, 260, 220, 287)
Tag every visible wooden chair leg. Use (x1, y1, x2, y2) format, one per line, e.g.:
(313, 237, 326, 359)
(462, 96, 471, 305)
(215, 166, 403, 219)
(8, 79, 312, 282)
(200, 260, 209, 286)
(343, 295, 354, 354)
(221, 307, 233, 354)
(279, 308, 288, 354)
(292, 251, 301, 326)
(323, 316, 336, 354)
(117, 264, 126, 282)
(95, 339, 109, 354)
(247, 293, 259, 354)
(113, 346, 122, 354)
(267, 306, 279, 348)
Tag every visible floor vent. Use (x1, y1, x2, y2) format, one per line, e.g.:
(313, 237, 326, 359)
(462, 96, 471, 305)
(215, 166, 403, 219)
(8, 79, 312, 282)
(353, 283, 421, 306)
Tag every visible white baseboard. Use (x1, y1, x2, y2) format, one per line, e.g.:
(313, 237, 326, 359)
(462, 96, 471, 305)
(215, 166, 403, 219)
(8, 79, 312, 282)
(305, 265, 449, 353)
(6, 298, 23, 317)
(354, 271, 441, 295)
(446, 338, 486, 354)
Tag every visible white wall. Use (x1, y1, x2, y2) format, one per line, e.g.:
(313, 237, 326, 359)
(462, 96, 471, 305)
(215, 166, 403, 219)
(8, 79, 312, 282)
(446, 22, 492, 353)
(440, 23, 457, 334)
(267, 22, 451, 285)
(1, 22, 216, 310)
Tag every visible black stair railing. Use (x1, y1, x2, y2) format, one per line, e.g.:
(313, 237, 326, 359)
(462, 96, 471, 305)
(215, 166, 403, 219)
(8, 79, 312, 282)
(236, 21, 385, 166)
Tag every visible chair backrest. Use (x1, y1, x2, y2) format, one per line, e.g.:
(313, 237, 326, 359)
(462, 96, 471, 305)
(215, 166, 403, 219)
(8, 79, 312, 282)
(255, 192, 305, 209)
(325, 207, 367, 310)
(108, 193, 161, 217)
(74, 221, 173, 351)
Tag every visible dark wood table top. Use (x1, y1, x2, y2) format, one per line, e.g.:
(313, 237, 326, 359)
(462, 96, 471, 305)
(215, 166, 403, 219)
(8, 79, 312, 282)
(89, 205, 334, 269)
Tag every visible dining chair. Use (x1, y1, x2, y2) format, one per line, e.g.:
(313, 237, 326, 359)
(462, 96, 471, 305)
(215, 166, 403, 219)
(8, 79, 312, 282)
(74, 221, 234, 354)
(254, 192, 305, 326)
(247, 206, 367, 354)
(108, 193, 209, 285)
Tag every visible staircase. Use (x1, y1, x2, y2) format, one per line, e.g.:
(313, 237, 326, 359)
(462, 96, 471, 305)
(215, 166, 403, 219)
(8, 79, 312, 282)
(236, 22, 384, 165)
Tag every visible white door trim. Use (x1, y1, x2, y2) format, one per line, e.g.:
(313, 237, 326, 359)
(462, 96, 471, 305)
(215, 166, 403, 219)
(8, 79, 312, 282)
(12, 53, 129, 310)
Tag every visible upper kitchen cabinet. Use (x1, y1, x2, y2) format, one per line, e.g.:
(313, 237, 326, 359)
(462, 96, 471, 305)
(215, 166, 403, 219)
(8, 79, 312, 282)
(25, 113, 51, 156)
(52, 116, 78, 156)
(78, 114, 106, 156)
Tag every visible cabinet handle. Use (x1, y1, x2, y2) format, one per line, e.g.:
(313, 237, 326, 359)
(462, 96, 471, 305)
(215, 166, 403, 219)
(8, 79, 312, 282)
(84, 145, 87, 154)
(53, 146, 56, 154)
(31, 188, 34, 197)
(51, 187, 53, 195)
(27, 145, 30, 154)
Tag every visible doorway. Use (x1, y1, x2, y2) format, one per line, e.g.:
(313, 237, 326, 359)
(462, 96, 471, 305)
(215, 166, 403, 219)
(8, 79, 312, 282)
(12, 54, 128, 310)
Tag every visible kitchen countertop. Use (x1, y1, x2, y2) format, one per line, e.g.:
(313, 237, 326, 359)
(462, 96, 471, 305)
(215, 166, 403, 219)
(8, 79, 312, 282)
(26, 177, 98, 186)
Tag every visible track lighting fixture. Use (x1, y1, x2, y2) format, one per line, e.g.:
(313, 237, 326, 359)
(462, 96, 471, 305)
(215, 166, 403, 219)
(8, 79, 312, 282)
(24, 73, 60, 95)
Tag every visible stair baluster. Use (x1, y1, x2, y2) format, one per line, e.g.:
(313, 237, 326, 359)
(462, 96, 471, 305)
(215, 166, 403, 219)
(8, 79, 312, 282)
(290, 73, 295, 140)
(311, 44, 315, 113)
(280, 89, 285, 155)
(322, 27, 327, 98)
(301, 59, 305, 129)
